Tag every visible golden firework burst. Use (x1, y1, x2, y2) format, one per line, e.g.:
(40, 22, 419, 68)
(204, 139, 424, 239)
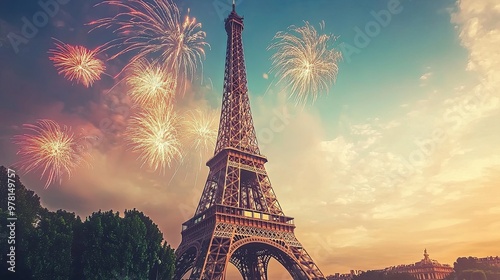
(268, 21, 342, 105)
(126, 104, 182, 171)
(48, 39, 105, 87)
(126, 59, 176, 106)
(12, 120, 90, 188)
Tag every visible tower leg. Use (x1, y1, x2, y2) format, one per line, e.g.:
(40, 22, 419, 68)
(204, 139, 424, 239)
(188, 236, 232, 280)
(233, 252, 270, 280)
(174, 246, 197, 280)
(246, 254, 270, 280)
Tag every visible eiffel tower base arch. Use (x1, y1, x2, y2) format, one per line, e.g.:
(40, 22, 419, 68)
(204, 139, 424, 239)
(175, 220, 325, 280)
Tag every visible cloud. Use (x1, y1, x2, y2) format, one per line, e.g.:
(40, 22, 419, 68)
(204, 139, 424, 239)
(419, 71, 433, 86)
(420, 72, 432, 81)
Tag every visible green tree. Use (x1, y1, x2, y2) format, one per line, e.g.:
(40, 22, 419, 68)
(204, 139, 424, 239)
(120, 213, 148, 279)
(125, 209, 167, 279)
(27, 209, 80, 280)
(157, 242, 176, 280)
(0, 167, 177, 280)
(454, 257, 500, 280)
(81, 209, 176, 280)
(471, 270, 487, 280)
(0, 166, 43, 279)
(71, 215, 85, 279)
(460, 270, 476, 280)
(82, 210, 122, 280)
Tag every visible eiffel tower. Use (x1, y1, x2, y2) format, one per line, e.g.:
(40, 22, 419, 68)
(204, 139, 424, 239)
(174, 4, 326, 280)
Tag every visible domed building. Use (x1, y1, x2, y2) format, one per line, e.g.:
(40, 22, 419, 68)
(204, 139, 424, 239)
(388, 249, 453, 280)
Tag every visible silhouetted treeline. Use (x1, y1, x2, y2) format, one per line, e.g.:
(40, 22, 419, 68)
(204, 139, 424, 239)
(352, 270, 416, 280)
(445, 257, 500, 280)
(0, 166, 175, 280)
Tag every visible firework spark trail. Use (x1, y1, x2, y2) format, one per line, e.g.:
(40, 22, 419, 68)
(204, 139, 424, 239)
(183, 109, 218, 156)
(126, 59, 176, 106)
(12, 120, 90, 188)
(164, 108, 217, 187)
(48, 39, 105, 87)
(126, 104, 182, 172)
(268, 21, 342, 105)
(89, 0, 209, 93)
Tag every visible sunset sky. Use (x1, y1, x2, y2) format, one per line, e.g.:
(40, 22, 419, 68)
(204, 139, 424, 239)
(1, 0, 499, 278)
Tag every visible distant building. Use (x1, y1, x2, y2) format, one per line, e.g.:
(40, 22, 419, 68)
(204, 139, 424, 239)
(327, 250, 453, 280)
(386, 249, 453, 280)
(327, 270, 362, 280)
(475, 256, 500, 268)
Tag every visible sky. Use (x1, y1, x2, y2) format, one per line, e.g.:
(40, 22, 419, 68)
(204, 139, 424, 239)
(1, 0, 500, 278)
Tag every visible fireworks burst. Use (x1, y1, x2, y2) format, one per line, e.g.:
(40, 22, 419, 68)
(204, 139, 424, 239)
(126, 59, 176, 106)
(268, 21, 342, 105)
(12, 120, 89, 188)
(89, 0, 209, 92)
(48, 39, 105, 87)
(183, 109, 218, 155)
(126, 104, 182, 171)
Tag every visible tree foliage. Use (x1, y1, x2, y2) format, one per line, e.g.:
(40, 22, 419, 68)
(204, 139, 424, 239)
(453, 257, 500, 280)
(0, 166, 42, 279)
(28, 209, 80, 280)
(0, 166, 176, 279)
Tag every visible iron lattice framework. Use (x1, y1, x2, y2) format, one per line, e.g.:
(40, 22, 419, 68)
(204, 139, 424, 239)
(175, 5, 326, 280)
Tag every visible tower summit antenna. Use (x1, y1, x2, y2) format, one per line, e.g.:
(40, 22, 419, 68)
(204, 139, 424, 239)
(232, 0, 235, 12)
